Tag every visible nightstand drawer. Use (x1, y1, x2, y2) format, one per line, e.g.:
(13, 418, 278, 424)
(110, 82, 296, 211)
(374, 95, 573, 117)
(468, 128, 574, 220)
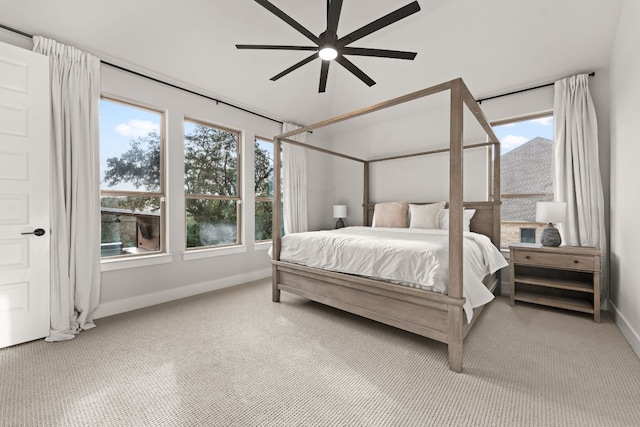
(512, 250, 595, 271)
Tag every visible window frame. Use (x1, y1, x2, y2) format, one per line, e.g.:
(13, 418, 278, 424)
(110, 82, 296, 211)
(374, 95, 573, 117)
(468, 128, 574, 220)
(492, 111, 554, 248)
(99, 95, 167, 260)
(183, 117, 243, 251)
(254, 136, 274, 243)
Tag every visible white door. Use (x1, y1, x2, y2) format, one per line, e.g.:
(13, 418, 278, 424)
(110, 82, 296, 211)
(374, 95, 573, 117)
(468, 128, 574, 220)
(0, 41, 50, 348)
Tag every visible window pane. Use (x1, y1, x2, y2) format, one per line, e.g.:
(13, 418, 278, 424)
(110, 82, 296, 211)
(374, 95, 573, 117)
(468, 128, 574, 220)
(520, 228, 536, 243)
(100, 99, 162, 193)
(186, 199, 238, 248)
(255, 201, 273, 241)
(100, 196, 162, 257)
(495, 116, 554, 248)
(255, 139, 274, 198)
(184, 121, 239, 197)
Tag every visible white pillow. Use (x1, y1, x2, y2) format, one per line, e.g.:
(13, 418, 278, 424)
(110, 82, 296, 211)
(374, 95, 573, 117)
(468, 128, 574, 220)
(439, 209, 476, 232)
(409, 202, 445, 229)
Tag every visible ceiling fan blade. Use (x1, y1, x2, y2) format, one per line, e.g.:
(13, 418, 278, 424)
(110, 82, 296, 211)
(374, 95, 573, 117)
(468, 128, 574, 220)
(319, 60, 330, 93)
(270, 53, 319, 81)
(337, 1, 421, 47)
(255, 0, 320, 45)
(236, 45, 318, 51)
(335, 56, 376, 87)
(340, 47, 417, 60)
(326, 0, 343, 37)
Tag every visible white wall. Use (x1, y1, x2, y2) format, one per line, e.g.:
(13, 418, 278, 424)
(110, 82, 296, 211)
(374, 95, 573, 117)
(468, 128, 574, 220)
(0, 29, 328, 318)
(609, 0, 640, 357)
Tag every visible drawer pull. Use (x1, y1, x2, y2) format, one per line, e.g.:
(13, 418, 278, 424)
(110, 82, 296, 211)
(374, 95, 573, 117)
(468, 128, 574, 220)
(574, 260, 579, 264)
(525, 255, 530, 259)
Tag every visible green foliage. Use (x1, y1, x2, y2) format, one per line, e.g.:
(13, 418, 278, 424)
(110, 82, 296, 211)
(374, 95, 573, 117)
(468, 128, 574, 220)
(104, 125, 276, 246)
(255, 201, 273, 241)
(185, 199, 238, 247)
(254, 141, 273, 198)
(254, 140, 274, 241)
(184, 125, 238, 196)
(104, 131, 161, 191)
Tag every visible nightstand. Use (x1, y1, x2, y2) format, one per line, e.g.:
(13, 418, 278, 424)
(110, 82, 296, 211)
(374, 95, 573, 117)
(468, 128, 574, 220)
(509, 243, 601, 322)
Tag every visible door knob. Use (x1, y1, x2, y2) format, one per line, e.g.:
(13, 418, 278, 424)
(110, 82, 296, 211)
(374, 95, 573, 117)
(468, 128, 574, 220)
(21, 228, 46, 236)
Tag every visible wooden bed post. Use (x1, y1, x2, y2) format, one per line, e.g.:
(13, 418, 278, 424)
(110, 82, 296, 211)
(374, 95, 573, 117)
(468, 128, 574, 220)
(448, 78, 465, 373)
(363, 161, 370, 224)
(272, 137, 282, 302)
(492, 142, 503, 295)
(493, 140, 501, 247)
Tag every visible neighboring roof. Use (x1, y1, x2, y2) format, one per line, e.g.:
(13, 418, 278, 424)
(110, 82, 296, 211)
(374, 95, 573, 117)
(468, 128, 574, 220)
(500, 137, 553, 222)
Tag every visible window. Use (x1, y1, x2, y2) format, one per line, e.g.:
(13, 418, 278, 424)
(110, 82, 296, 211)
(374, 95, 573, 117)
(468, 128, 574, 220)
(99, 98, 165, 258)
(184, 119, 241, 249)
(254, 138, 274, 241)
(520, 228, 536, 243)
(494, 114, 554, 248)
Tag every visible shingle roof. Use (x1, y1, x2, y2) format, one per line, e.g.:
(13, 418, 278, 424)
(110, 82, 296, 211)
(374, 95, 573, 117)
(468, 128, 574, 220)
(500, 137, 553, 221)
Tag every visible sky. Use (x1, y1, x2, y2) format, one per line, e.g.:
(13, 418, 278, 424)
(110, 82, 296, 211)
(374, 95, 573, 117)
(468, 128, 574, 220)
(100, 100, 274, 192)
(99, 99, 161, 191)
(493, 116, 554, 155)
(255, 138, 273, 162)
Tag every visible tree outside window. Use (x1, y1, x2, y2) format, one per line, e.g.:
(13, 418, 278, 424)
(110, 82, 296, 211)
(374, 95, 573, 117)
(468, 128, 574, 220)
(255, 138, 274, 241)
(184, 120, 241, 249)
(99, 98, 164, 258)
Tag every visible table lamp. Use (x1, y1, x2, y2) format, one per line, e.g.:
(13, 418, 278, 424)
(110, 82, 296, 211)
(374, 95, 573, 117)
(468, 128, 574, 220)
(536, 202, 567, 247)
(333, 205, 347, 229)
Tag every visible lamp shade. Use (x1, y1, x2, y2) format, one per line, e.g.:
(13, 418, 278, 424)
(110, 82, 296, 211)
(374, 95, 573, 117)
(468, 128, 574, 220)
(536, 202, 566, 224)
(333, 205, 347, 219)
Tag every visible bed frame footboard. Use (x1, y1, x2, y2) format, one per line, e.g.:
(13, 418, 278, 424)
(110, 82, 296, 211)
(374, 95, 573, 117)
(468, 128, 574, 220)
(272, 260, 470, 372)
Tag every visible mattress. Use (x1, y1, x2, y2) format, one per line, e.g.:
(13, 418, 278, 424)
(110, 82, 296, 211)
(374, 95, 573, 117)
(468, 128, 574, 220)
(273, 226, 508, 322)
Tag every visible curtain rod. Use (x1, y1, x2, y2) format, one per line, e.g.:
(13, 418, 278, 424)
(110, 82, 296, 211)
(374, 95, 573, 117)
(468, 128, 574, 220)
(0, 22, 284, 126)
(477, 72, 595, 104)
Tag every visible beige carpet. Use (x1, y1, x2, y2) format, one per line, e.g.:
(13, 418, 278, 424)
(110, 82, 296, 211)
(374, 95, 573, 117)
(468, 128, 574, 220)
(2, 278, 640, 427)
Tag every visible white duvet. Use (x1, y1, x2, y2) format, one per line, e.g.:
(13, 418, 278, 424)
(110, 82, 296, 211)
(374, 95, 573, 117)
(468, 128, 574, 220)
(273, 226, 508, 322)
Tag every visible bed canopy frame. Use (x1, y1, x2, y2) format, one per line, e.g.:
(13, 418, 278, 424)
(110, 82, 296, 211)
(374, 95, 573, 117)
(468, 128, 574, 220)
(271, 78, 501, 372)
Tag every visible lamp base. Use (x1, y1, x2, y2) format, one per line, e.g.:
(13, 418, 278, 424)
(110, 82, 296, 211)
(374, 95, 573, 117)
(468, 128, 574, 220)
(540, 223, 562, 247)
(335, 218, 345, 229)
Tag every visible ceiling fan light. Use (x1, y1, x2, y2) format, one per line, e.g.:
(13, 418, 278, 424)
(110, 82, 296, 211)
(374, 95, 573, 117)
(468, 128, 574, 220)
(319, 46, 338, 61)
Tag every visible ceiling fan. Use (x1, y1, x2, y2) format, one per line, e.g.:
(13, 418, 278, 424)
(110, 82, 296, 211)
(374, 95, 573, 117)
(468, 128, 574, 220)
(236, 0, 421, 93)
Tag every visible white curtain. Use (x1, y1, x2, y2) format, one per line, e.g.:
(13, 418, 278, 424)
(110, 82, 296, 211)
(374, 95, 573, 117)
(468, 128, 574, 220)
(33, 37, 102, 341)
(282, 122, 308, 234)
(554, 73, 608, 298)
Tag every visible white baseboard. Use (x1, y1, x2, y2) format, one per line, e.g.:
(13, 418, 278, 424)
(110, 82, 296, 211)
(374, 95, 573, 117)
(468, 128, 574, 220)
(93, 268, 271, 319)
(609, 301, 640, 360)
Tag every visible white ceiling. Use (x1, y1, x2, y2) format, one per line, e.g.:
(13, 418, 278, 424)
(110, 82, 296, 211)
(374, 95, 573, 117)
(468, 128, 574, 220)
(0, 0, 623, 126)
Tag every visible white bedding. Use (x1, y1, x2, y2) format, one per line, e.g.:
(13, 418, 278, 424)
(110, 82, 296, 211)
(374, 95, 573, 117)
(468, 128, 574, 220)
(273, 226, 508, 322)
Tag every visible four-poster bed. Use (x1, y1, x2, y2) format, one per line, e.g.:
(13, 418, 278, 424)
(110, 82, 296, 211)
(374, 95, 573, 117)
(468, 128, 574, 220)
(271, 78, 502, 372)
